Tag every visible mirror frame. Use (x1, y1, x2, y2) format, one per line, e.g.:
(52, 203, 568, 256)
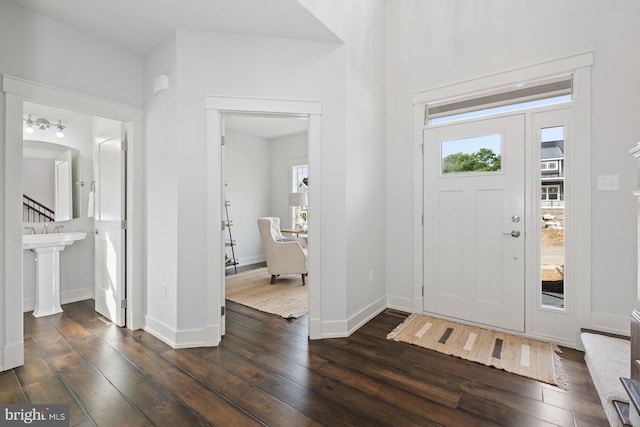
(23, 139, 81, 222)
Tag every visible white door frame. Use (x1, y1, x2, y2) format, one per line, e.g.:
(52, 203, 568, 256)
(205, 95, 322, 344)
(412, 53, 592, 347)
(2, 75, 143, 371)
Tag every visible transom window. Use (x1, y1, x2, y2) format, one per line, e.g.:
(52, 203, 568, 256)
(426, 75, 573, 125)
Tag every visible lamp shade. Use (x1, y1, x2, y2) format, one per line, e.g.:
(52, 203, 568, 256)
(289, 192, 308, 207)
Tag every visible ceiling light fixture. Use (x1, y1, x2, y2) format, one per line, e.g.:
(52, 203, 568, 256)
(23, 114, 66, 138)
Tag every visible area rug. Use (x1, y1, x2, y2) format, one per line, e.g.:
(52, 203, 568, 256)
(387, 313, 568, 389)
(225, 268, 307, 319)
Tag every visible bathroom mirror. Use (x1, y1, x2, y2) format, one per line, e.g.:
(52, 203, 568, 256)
(23, 140, 81, 222)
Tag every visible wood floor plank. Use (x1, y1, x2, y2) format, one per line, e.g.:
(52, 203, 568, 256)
(456, 392, 559, 427)
(310, 339, 461, 408)
(22, 376, 93, 426)
(161, 349, 321, 427)
(7, 299, 609, 427)
(0, 370, 27, 404)
(14, 335, 56, 387)
(105, 331, 263, 426)
(27, 326, 151, 426)
(71, 335, 207, 427)
(195, 336, 385, 426)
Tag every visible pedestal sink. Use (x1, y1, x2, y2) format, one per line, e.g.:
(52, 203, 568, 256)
(23, 232, 87, 317)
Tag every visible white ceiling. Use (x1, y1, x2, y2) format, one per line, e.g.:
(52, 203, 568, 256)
(4, 0, 340, 53)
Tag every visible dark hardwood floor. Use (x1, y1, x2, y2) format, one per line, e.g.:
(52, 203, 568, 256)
(1, 300, 608, 426)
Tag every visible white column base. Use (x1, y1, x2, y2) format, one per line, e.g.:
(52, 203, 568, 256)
(32, 247, 64, 318)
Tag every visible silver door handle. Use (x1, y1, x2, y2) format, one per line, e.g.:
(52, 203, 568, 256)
(503, 230, 520, 238)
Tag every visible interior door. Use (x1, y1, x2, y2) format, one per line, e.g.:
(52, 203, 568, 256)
(221, 117, 227, 336)
(94, 123, 126, 326)
(424, 114, 525, 332)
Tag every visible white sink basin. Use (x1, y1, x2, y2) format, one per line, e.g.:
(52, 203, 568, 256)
(22, 231, 87, 317)
(23, 232, 87, 250)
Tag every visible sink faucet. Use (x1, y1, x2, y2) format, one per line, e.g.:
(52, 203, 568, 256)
(54, 225, 64, 234)
(42, 224, 48, 234)
(24, 227, 35, 235)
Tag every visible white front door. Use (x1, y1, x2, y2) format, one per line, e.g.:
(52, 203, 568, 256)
(424, 114, 525, 332)
(94, 123, 126, 326)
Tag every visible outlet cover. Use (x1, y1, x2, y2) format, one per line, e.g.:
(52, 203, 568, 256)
(597, 175, 619, 191)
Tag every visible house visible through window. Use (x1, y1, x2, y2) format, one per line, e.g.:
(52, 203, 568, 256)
(541, 184, 561, 201)
(540, 124, 565, 310)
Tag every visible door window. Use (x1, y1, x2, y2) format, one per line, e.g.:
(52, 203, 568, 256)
(440, 134, 501, 174)
(540, 126, 565, 309)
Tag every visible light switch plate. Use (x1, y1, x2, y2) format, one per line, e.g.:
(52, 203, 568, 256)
(597, 175, 620, 191)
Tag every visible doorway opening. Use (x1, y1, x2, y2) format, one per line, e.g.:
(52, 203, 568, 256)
(205, 95, 322, 344)
(221, 114, 309, 323)
(3, 75, 143, 371)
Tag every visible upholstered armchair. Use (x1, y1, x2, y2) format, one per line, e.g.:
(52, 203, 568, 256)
(257, 217, 308, 285)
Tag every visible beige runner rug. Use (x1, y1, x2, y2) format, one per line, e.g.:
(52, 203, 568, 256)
(226, 268, 307, 319)
(387, 313, 568, 389)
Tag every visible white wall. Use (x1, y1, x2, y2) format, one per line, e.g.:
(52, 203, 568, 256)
(0, 1, 142, 108)
(385, 0, 640, 332)
(224, 129, 271, 265)
(269, 131, 309, 227)
(142, 30, 347, 337)
(299, 0, 388, 330)
(143, 34, 178, 334)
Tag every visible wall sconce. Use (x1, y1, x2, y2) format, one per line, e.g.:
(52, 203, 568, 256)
(24, 114, 65, 138)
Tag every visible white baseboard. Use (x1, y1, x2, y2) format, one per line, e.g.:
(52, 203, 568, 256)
(347, 296, 387, 336)
(143, 315, 220, 349)
(144, 315, 178, 347)
(590, 311, 631, 337)
(23, 287, 94, 312)
(321, 320, 348, 338)
(320, 296, 388, 339)
(386, 295, 414, 313)
(236, 255, 265, 267)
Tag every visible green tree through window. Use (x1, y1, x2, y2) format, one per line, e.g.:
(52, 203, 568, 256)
(442, 148, 501, 173)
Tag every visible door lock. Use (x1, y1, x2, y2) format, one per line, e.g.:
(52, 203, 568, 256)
(511, 215, 521, 223)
